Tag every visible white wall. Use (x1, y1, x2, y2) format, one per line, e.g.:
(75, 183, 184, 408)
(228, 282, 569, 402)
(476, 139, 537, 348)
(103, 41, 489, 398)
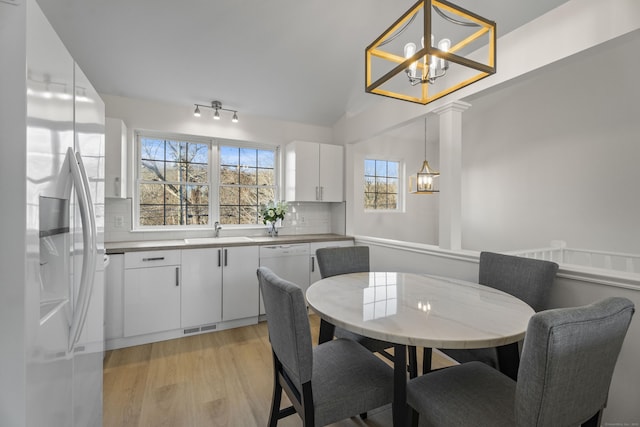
(338, 0, 640, 255)
(345, 117, 439, 244)
(461, 31, 640, 253)
(101, 94, 343, 242)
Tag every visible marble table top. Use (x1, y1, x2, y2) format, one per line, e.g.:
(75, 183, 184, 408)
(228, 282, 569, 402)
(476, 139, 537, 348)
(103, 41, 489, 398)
(306, 272, 535, 349)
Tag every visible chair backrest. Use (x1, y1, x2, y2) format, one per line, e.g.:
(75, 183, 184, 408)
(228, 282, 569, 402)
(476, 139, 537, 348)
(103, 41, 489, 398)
(316, 246, 370, 279)
(515, 297, 635, 426)
(257, 267, 313, 390)
(479, 252, 559, 312)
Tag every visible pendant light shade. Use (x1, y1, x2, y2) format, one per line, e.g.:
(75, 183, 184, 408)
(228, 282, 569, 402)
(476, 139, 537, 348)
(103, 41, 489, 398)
(410, 117, 439, 194)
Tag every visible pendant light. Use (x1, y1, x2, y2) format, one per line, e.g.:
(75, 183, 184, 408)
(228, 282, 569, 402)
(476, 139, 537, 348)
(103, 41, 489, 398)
(365, 0, 496, 105)
(409, 117, 439, 194)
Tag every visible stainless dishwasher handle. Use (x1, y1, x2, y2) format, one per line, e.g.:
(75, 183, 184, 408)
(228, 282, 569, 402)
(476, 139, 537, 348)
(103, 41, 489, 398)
(143, 256, 165, 262)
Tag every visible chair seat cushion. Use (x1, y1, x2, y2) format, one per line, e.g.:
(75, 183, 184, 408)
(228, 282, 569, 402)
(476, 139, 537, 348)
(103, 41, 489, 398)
(440, 347, 499, 368)
(334, 326, 394, 354)
(312, 338, 394, 426)
(407, 361, 516, 427)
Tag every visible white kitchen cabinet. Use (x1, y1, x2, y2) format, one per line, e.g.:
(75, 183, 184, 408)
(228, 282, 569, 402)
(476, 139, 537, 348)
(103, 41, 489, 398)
(285, 141, 344, 202)
(309, 240, 354, 285)
(221, 245, 260, 321)
(123, 250, 181, 337)
(181, 248, 222, 328)
(105, 117, 127, 198)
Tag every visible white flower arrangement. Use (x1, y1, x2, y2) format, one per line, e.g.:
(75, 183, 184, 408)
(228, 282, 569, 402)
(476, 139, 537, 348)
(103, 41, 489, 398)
(260, 200, 288, 224)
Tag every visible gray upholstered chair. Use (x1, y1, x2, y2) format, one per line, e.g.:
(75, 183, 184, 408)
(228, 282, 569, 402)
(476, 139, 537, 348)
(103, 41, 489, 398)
(257, 266, 393, 427)
(315, 246, 396, 361)
(407, 297, 635, 427)
(432, 251, 559, 373)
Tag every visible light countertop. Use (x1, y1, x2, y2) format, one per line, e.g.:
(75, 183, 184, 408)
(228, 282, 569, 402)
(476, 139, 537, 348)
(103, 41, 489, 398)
(105, 233, 353, 254)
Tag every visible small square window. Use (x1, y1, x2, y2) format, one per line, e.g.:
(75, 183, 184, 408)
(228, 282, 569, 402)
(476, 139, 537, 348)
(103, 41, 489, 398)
(364, 159, 401, 210)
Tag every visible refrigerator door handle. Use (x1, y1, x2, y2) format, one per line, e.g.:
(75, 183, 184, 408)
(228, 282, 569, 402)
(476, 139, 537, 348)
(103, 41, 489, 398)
(67, 148, 98, 352)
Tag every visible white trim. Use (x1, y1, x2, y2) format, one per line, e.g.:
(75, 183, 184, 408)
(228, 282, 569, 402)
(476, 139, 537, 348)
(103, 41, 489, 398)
(132, 130, 282, 230)
(355, 235, 640, 291)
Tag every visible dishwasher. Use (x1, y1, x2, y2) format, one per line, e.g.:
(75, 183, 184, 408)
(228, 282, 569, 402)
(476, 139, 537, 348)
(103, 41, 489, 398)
(259, 243, 310, 314)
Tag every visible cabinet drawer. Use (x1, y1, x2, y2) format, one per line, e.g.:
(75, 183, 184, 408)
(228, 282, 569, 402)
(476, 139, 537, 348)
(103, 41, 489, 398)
(124, 250, 181, 269)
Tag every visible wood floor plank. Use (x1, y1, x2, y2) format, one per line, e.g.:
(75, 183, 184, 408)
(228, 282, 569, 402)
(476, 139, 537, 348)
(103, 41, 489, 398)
(103, 314, 452, 427)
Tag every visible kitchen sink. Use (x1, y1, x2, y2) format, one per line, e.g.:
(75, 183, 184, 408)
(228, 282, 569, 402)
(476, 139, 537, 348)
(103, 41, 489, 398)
(184, 236, 253, 245)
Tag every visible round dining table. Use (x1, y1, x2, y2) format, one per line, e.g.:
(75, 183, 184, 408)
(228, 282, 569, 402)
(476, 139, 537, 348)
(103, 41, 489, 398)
(306, 272, 535, 427)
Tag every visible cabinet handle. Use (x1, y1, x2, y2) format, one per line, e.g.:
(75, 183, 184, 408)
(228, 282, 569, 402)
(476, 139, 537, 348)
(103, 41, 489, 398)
(315, 186, 319, 201)
(142, 257, 164, 262)
(224, 249, 228, 267)
(175, 267, 179, 286)
(311, 256, 315, 272)
(218, 249, 221, 267)
(319, 186, 323, 200)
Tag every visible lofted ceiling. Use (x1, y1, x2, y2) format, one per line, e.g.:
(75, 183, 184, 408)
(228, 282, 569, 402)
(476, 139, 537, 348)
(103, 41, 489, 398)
(37, 0, 570, 127)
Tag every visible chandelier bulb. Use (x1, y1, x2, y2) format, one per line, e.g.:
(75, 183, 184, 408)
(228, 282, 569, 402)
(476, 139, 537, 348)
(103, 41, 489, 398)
(214, 109, 220, 120)
(404, 42, 418, 79)
(194, 105, 201, 117)
(232, 112, 239, 123)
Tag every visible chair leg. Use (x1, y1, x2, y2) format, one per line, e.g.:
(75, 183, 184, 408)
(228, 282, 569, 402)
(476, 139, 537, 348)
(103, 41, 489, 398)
(408, 346, 418, 378)
(423, 347, 432, 374)
(268, 373, 283, 427)
(581, 410, 602, 427)
(410, 407, 420, 427)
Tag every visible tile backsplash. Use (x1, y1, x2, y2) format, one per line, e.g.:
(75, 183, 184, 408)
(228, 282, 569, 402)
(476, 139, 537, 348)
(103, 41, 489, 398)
(104, 198, 345, 243)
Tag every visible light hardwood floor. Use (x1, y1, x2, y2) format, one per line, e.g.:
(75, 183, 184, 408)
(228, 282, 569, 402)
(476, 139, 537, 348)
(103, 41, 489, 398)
(103, 314, 452, 427)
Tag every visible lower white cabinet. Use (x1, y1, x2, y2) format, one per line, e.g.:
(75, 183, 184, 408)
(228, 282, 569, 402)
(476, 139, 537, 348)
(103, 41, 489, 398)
(123, 250, 181, 337)
(181, 248, 222, 328)
(222, 245, 260, 321)
(111, 240, 351, 345)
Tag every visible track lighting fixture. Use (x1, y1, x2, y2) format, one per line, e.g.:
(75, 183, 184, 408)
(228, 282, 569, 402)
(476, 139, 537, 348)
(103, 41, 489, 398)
(193, 100, 239, 123)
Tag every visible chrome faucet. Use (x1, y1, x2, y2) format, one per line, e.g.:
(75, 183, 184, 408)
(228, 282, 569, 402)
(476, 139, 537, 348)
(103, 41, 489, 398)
(214, 221, 222, 237)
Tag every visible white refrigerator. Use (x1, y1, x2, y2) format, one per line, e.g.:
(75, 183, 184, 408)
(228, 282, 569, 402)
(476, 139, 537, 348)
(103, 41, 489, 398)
(0, 0, 105, 425)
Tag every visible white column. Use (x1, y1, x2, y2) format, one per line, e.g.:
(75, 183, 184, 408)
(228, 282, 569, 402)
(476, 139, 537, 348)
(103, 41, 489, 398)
(433, 101, 470, 251)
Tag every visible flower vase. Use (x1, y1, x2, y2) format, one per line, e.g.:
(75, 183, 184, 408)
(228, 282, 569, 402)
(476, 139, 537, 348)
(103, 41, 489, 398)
(267, 221, 278, 237)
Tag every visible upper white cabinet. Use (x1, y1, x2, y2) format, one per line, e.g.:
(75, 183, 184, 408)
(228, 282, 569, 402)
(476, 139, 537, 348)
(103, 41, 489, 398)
(105, 117, 127, 198)
(285, 141, 344, 202)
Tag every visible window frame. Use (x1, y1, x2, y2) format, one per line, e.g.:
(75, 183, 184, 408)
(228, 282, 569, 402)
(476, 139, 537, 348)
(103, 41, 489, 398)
(133, 131, 281, 230)
(363, 158, 403, 212)
(216, 140, 280, 227)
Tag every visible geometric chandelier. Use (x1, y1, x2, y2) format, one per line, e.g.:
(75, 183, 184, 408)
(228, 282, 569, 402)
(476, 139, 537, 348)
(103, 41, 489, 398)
(194, 100, 239, 123)
(365, 0, 496, 105)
